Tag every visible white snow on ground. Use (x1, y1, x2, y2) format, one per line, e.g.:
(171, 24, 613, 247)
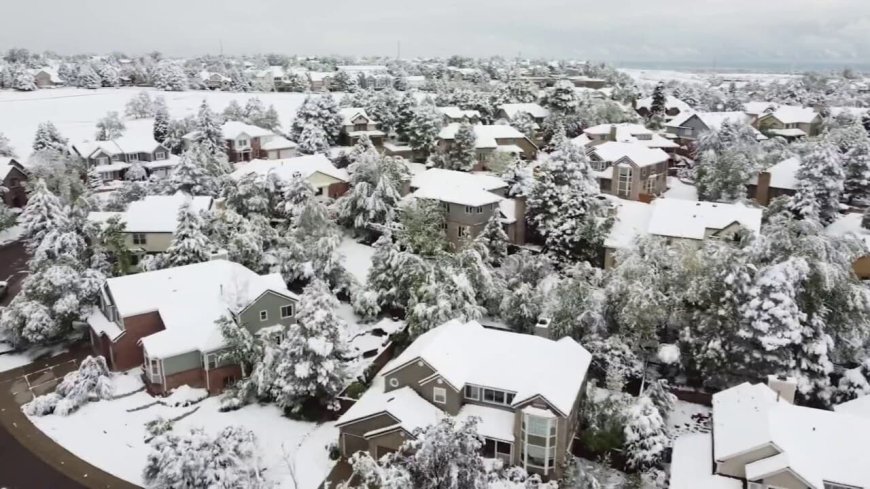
(0, 342, 68, 373)
(0, 87, 315, 156)
(339, 235, 375, 284)
(668, 399, 711, 440)
(29, 370, 337, 489)
(664, 176, 699, 201)
(0, 225, 22, 246)
(336, 302, 404, 379)
(162, 385, 208, 407)
(620, 68, 800, 86)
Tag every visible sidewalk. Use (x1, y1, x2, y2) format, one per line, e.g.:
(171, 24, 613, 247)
(0, 342, 141, 489)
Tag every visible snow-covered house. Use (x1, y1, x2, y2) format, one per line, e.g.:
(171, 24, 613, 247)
(746, 103, 822, 139)
(436, 123, 538, 169)
(31, 67, 64, 88)
(825, 212, 870, 279)
(229, 154, 350, 199)
(435, 106, 482, 124)
(670, 378, 870, 489)
(338, 108, 386, 146)
(72, 134, 178, 182)
(579, 123, 679, 152)
(183, 120, 297, 163)
(604, 198, 763, 268)
(407, 168, 526, 247)
(634, 95, 692, 120)
(87, 194, 213, 260)
(87, 259, 298, 395)
(307, 71, 334, 92)
(336, 65, 393, 90)
(495, 103, 550, 125)
(747, 156, 800, 206)
(0, 157, 28, 208)
(336, 319, 592, 480)
(587, 142, 670, 201)
(198, 71, 231, 90)
(665, 111, 767, 142)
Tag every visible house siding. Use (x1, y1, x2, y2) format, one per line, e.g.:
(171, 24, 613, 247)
(339, 413, 400, 457)
(2, 166, 28, 208)
(162, 350, 202, 376)
(366, 429, 408, 457)
(384, 361, 436, 393)
(760, 470, 809, 489)
(125, 232, 173, 254)
(108, 311, 165, 371)
(716, 444, 780, 478)
(238, 291, 298, 334)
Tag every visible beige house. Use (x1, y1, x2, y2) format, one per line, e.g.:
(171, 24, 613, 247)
(88, 259, 297, 394)
(604, 198, 763, 268)
(436, 123, 538, 170)
(336, 320, 592, 480)
(73, 134, 179, 182)
(183, 120, 298, 163)
(670, 379, 870, 489)
(745, 102, 822, 139)
(407, 168, 526, 248)
(32, 67, 64, 88)
(338, 108, 386, 146)
(747, 156, 800, 206)
(579, 123, 680, 152)
(436, 106, 481, 124)
(665, 111, 767, 143)
(229, 154, 350, 199)
(87, 194, 214, 263)
(588, 142, 670, 201)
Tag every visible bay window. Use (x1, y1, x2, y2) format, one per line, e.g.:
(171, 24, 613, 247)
(521, 410, 557, 476)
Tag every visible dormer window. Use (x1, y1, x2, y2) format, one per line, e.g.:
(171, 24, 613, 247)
(237, 138, 250, 149)
(155, 151, 166, 160)
(128, 153, 140, 161)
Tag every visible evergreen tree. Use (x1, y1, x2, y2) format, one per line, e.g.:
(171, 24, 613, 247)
(32, 121, 68, 153)
(509, 112, 537, 140)
(13, 69, 36, 91)
(645, 379, 677, 421)
(193, 100, 225, 156)
(153, 61, 188, 91)
(86, 166, 102, 191)
(365, 233, 429, 312)
(843, 137, 870, 205)
(394, 92, 417, 141)
(398, 199, 449, 256)
(258, 280, 349, 413)
(290, 95, 343, 144)
(542, 80, 578, 115)
(407, 103, 443, 157)
(95, 63, 119, 87)
(0, 132, 15, 157)
(284, 71, 309, 92)
(474, 213, 509, 266)
(165, 201, 212, 267)
(331, 70, 358, 92)
(297, 124, 330, 155)
(125, 162, 147, 181)
(789, 143, 844, 225)
(623, 395, 669, 471)
(438, 122, 477, 171)
(649, 82, 667, 119)
(694, 148, 753, 202)
(76, 64, 101, 89)
(18, 179, 67, 252)
(168, 145, 213, 196)
(223, 100, 245, 121)
(94, 111, 126, 141)
(337, 152, 406, 236)
(152, 101, 170, 143)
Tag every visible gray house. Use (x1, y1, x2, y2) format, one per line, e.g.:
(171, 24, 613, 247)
(72, 134, 178, 182)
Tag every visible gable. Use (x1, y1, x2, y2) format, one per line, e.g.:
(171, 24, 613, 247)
(3, 166, 27, 183)
(512, 394, 567, 418)
(350, 115, 370, 125)
(683, 114, 709, 131)
(238, 289, 297, 318)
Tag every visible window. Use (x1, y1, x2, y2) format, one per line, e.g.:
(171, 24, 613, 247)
(616, 165, 632, 197)
(132, 233, 147, 245)
(206, 353, 218, 369)
(590, 158, 607, 171)
(644, 175, 658, 195)
(112, 154, 123, 161)
(354, 122, 368, 131)
(389, 378, 399, 388)
(521, 413, 557, 475)
(237, 138, 250, 149)
(824, 484, 862, 489)
(9, 178, 19, 188)
(259, 310, 268, 321)
(433, 387, 447, 404)
(96, 156, 109, 166)
(458, 226, 470, 238)
(482, 388, 510, 405)
(465, 205, 482, 214)
(482, 438, 512, 463)
(128, 153, 140, 161)
(465, 385, 480, 401)
(442, 202, 450, 212)
(280, 305, 294, 318)
(155, 151, 166, 160)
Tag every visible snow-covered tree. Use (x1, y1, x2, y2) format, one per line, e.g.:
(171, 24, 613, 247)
(623, 394, 669, 471)
(223, 100, 245, 121)
(13, 69, 36, 91)
(223, 172, 271, 217)
(649, 82, 667, 119)
(0, 132, 15, 157)
(297, 124, 330, 155)
(18, 178, 66, 252)
(863, 207, 870, 230)
(32, 121, 68, 153)
(143, 425, 271, 489)
(86, 166, 103, 191)
(336, 152, 407, 236)
(436, 122, 477, 171)
(290, 95, 342, 145)
(125, 162, 147, 181)
(365, 233, 429, 312)
(493, 78, 538, 105)
(193, 100, 225, 156)
(153, 101, 170, 144)
(95, 111, 126, 141)
(76, 64, 101, 89)
(789, 143, 844, 225)
(694, 148, 754, 202)
(167, 145, 214, 196)
(331, 70, 359, 92)
(284, 71, 309, 92)
(406, 263, 485, 337)
(542, 80, 578, 115)
(125, 91, 155, 119)
(407, 103, 443, 157)
(394, 92, 417, 141)
(24, 355, 113, 416)
(153, 61, 188, 91)
(398, 198, 448, 256)
(645, 379, 677, 421)
(95, 63, 119, 87)
(256, 280, 349, 413)
(165, 201, 212, 267)
(843, 137, 870, 205)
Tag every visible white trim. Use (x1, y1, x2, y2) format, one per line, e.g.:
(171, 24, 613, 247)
(388, 377, 400, 388)
(280, 304, 294, 319)
(259, 310, 268, 321)
(433, 386, 447, 404)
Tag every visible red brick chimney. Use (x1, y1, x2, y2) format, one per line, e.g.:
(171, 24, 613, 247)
(755, 171, 772, 206)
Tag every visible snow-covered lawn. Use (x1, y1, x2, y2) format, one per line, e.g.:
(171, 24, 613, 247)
(664, 176, 699, 201)
(0, 87, 315, 155)
(0, 341, 68, 373)
(28, 370, 337, 489)
(668, 399, 711, 440)
(337, 302, 404, 380)
(338, 235, 375, 284)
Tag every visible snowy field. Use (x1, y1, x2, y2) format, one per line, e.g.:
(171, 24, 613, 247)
(663, 177, 699, 201)
(29, 370, 337, 489)
(0, 87, 315, 156)
(338, 235, 375, 284)
(620, 68, 801, 86)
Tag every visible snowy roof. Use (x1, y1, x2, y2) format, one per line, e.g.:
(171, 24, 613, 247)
(744, 101, 779, 116)
(457, 404, 515, 442)
(712, 382, 780, 460)
(583, 123, 678, 149)
(585, 123, 652, 137)
(409, 168, 507, 207)
(498, 198, 518, 224)
(498, 103, 549, 119)
(604, 199, 653, 249)
(198, 71, 230, 82)
(307, 71, 333, 82)
(748, 156, 800, 190)
(86, 306, 123, 341)
(825, 212, 870, 251)
(142, 154, 180, 170)
(336, 379, 442, 434)
(260, 135, 298, 151)
(339, 108, 376, 126)
(436, 107, 481, 120)
(87, 194, 213, 233)
(666, 111, 754, 130)
(336, 65, 389, 73)
(437, 123, 531, 150)
(635, 95, 692, 113)
(591, 142, 669, 168)
(74, 133, 167, 158)
(230, 154, 348, 184)
(647, 199, 762, 240)
(670, 433, 742, 489)
(94, 162, 131, 173)
(834, 394, 870, 419)
(381, 320, 592, 416)
(829, 106, 869, 118)
(768, 128, 807, 138)
(220, 121, 274, 139)
(763, 105, 819, 124)
(0, 158, 20, 180)
(32, 67, 64, 83)
(104, 260, 294, 358)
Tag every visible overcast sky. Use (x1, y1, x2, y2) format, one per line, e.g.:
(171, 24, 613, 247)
(2, 0, 869, 66)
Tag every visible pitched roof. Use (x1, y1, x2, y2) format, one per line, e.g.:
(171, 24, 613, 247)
(666, 111, 753, 130)
(335, 380, 442, 434)
(409, 168, 507, 207)
(230, 154, 348, 184)
(670, 433, 742, 489)
(748, 156, 800, 190)
(635, 95, 692, 114)
(260, 135, 298, 151)
(220, 120, 274, 139)
(436, 106, 481, 120)
(437, 123, 532, 150)
(604, 199, 654, 249)
(498, 103, 550, 119)
(338, 108, 376, 126)
(583, 123, 679, 149)
(87, 194, 213, 233)
(762, 105, 819, 124)
(591, 141, 670, 168)
(104, 260, 294, 358)
(647, 199, 763, 240)
(0, 157, 24, 180)
(381, 320, 592, 416)
(74, 133, 166, 158)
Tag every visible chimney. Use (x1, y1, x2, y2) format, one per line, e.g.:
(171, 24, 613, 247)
(609, 124, 618, 142)
(755, 171, 772, 206)
(514, 196, 527, 245)
(209, 249, 229, 261)
(767, 374, 797, 404)
(534, 317, 551, 339)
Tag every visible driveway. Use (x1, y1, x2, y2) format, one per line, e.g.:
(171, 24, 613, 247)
(0, 240, 29, 306)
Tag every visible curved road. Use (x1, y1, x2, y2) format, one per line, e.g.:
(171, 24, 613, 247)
(0, 424, 87, 489)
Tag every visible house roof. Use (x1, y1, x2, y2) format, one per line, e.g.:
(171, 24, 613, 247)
(498, 103, 550, 120)
(670, 433, 742, 489)
(260, 135, 298, 151)
(103, 260, 293, 358)
(381, 320, 592, 416)
(604, 199, 654, 249)
(339, 108, 376, 126)
(666, 111, 753, 130)
(583, 123, 679, 149)
(87, 194, 213, 233)
(761, 105, 819, 124)
(0, 157, 24, 180)
(436, 106, 481, 120)
(591, 142, 669, 168)
(230, 154, 348, 184)
(31, 67, 64, 83)
(409, 168, 507, 207)
(825, 212, 870, 251)
(437, 123, 532, 150)
(635, 95, 692, 114)
(335, 379, 442, 433)
(647, 199, 762, 240)
(456, 403, 515, 442)
(768, 128, 807, 138)
(220, 120, 274, 139)
(834, 394, 870, 419)
(74, 133, 167, 158)
(748, 156, 800, 191)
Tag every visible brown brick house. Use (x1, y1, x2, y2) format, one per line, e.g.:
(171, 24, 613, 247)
(1, 158, 28, 208)
(184, 121, 298, 163)
(87, 259, 298, 395)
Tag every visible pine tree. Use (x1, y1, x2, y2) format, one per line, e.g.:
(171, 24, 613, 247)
(645, 379, 677, 421)
(76, 64, 101, 89)
(168, 146, 213, 196)
(394, 92, 417, 141)
(223, 100, 245, 121)
(86, 166, 103, 190)
(32, 121, 68, 153)
(290, 95, 343, 145)
(337, 153, 406, 235)
(259, 280, 349, 413)
(649, 82, 667, 119)
(365, 232, 429, 311)
(18, 179, 67, 252)
(790, 143, 844, 225)
(165, 201, 212, 267)
(153, 101, 170, 144)
(543, 80, 579, 115)
(95, 111, 126, 141)
(194, 100, 225, 156)
(126, 162, 147, 181)
(694, 149, 753, 202)
(406, 264, 484, 338)
(13, 69, 36, 91)
(0, 132, 15, 157)
(623, 394, 669, 471)
(474, 213, 509, 266)
(297, 124, 330, 154)
(284, 71, 309, 92)
(843, 138, 870, 205)
(407, 103, 443, 157)
(439, 123, 477, 171)
(153, 61, 188, 91)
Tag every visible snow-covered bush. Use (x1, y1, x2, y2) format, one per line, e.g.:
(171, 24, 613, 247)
(24, 355, 113, 416)
(623, 394, 669, 471)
